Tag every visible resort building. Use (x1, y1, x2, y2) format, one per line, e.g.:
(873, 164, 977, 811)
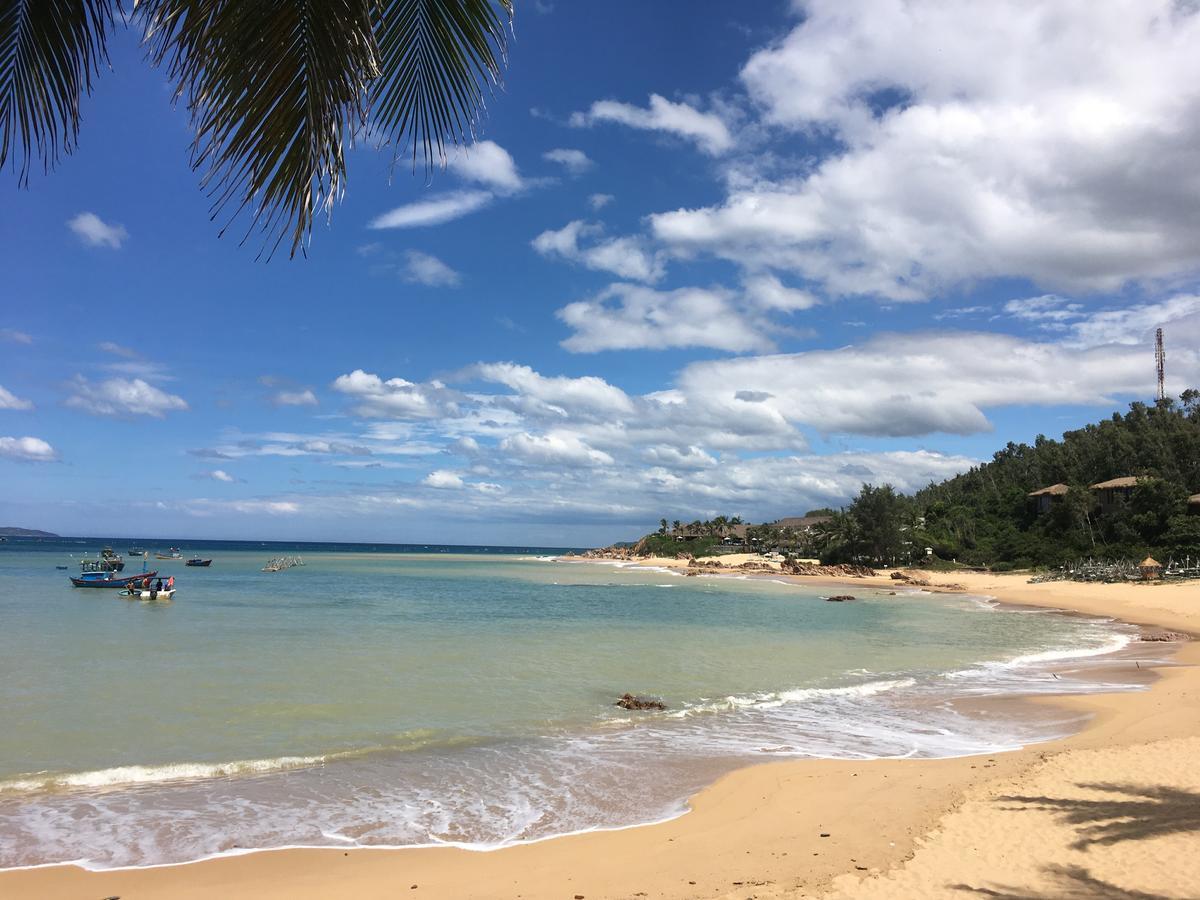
(1089, 476, 1144, 514)
(1027, 483, 1069, 514)
(771, 515, 834, 532)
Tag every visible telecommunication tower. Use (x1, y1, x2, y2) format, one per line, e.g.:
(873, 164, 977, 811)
(1155, 327, 1166, 402)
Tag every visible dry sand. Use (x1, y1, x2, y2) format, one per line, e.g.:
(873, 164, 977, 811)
(3, 570, 1198, 899)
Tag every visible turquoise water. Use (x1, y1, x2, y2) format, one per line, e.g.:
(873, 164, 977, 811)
(0, 541, 1141, 868)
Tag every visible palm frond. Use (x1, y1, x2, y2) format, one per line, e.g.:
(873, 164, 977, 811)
(0, 0, 113, 183)
(371, 0, 512, 170)
(138, 0, 380, 259)
(137, 0, 511, 259)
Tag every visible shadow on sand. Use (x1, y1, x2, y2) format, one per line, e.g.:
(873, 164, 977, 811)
(951, 864, 1173, 899)
(950, 781, 1200, 899)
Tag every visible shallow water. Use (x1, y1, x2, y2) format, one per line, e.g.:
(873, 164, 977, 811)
(0, 539, 1148, 868)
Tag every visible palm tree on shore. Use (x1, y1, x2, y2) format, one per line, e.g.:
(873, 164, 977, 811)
(1, 0, 512, 257)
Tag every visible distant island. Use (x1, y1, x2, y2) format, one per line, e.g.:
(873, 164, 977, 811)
(0, 527, 59, 538)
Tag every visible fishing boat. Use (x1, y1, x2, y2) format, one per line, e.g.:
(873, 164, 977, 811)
(120, 587, 176, 601)
(128, 547, 147, 556)
(70, 570, 159, 588)
(185, 557, 212, 567)
(155, 549, 182, 560)
(80, 548, 125, 572)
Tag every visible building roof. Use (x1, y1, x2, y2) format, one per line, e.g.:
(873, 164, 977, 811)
(772, 515, 834, 530)
(1089, 476, 1143, 490)
(1028, 483, 1069, 497)
(1189, 493, 1200, 506)
(1139, 556, 1162, 568)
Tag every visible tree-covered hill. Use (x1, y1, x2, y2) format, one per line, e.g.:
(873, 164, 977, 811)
(911, 392, 1200, 567)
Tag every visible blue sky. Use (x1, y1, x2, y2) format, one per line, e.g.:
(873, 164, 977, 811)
(3, 0, 1200, 545)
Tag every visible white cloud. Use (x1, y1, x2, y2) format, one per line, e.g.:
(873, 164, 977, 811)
(571, 94, 733, 155)
(423, 469, 465, 489)
(588, 193, 614, 210)
(0, 436, 57, 462)
(447, 141, 523, 193)
(98, 341, 139, 359)
(532, 220, 664, 282)
(64, 376, 188, 418)
(0, 328, 32, 345)
(649, 0, 1200, 299)
(0, 385, 33, 411)
(473, 362, 635, 418)
(1063, 294, 1200, 350)
(742, 273, 818, 312)
(500, 431, 615, 467)
(557, 283, 773, 353)
(1003, 295, 1085, 325)
(331, 369, 459, 419)
(369, 190, 493, 229)
(272, 389, 319, 407)
(401, 250, 461, 287)
(67, 212, 128, 249)
(543, 148, 593, 174)
(676, 329, 1200, 437)
(208, 469, 235, 482)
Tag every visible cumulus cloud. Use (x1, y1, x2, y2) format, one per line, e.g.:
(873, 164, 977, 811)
(472, 362, 635, 418)
(532, 220, 664, 282)
(571, 94, 733, 155)
(401, 250, 461, 287)
(500, 431, 615, 467)
(64, 376, 188, 418)
(676, 329, 1200, 437)
(331, 369, 460, 419)
(0, 436, 57, 462)
(557, 283, 773, 353)
(0, 385, 33, 410)
(369, 190, 493, 229)
(447, 141, 524, 193)
(207, 469, 235, 482)
(648, 0, 1200, 299)
(588, 193, 614, 210)
(543, 148, 593, 174)
(423, 469, 465, 489)
(67, 212, 128, 249)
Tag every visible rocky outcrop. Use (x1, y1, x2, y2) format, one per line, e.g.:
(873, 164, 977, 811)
(825, 595, 856, 602)
(1140, 631, 1189, 642)
(782, 560, 875, 578)
(615, 693, 667, 711)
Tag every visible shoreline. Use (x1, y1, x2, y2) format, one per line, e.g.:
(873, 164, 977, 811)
(2, 569, 1197, 898)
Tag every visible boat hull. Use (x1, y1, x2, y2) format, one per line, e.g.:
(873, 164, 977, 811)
(70, 571, 159, 588)
(121, 588, 175, 601)
(185, 559, 212, 567)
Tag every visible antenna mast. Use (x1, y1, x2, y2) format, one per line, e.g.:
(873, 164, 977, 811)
(1155, 327, 1166, 402)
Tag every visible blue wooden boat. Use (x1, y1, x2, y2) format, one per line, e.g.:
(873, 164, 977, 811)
(70, 570, 159, 588)
(185, 558, 212, 567)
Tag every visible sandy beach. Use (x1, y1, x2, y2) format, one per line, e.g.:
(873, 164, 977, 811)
(3, 567, 1197, 900)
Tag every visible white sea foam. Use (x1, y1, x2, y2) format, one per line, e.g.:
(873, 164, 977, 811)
(0, 755, 328, 795)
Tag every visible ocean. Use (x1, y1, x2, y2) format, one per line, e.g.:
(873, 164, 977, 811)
(0, 537, 1151, 870)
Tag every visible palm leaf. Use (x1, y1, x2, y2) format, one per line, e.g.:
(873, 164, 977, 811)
(138, 0, 379, 258)
(0, 0, 113, 184)
(138, 0, 511, 259)
(370, 0, 511, 170)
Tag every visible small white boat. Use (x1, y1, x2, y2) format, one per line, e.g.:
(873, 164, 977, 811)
(121, 588, 176, 601)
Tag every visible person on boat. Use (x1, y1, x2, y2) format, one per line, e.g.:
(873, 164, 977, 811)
(142, 576, 151, 590)
(166, 575, 175, 590)
(155, 578, 163, 592)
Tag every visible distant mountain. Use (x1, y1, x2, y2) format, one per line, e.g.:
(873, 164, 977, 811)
(0, 527, 60, 537)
